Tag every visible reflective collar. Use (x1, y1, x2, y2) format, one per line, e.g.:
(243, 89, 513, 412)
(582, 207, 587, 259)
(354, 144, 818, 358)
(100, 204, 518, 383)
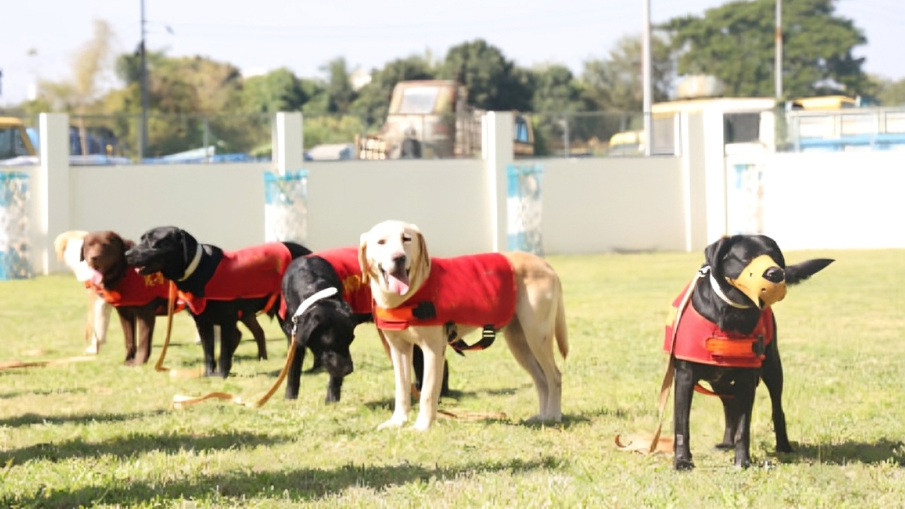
(702, 266, 753, 310)
(179, 245, 203, 281)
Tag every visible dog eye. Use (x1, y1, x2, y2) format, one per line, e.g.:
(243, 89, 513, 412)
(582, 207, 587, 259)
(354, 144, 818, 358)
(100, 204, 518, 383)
(376, 239, 386, 246)
(402, 235, 412, 243)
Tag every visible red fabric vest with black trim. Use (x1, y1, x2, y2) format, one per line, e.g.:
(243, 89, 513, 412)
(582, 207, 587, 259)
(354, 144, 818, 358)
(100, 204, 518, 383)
(180, 242, 292, 315)
(315, 247, 372, 315)
(89, 269, 171, 307)
(374, 253, 516, 331)
(664, 286, 774, 368)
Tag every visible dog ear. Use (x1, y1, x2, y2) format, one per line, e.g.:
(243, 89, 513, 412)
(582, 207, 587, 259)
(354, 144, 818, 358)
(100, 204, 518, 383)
(358, 233, 370, 285)
(784, 258, 834, 285)
(79, 241, 86, 262)
(703, 235, 737, 275)
(409, 230, 431, 286)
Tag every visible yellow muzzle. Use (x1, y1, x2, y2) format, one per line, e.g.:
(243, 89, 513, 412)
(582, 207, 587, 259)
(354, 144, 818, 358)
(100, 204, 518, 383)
(727, 254, 787, 309)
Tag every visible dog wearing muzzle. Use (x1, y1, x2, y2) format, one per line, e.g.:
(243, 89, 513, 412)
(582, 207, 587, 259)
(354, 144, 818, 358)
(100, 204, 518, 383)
(668, 234, 832, 470)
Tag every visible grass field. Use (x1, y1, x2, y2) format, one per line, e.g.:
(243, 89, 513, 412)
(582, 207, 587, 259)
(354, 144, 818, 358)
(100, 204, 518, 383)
(1, 249, 904, 508)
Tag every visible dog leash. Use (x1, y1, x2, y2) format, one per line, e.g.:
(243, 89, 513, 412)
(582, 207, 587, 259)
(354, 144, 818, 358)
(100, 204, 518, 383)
(171, 287, 338, 409)
(0, 355, 96, 371)
(154, 281, 203, 379)
(615, 267, 709, 454)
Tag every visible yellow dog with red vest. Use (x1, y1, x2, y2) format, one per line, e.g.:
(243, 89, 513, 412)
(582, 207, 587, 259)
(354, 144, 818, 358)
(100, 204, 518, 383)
(359, 220, 569, 431)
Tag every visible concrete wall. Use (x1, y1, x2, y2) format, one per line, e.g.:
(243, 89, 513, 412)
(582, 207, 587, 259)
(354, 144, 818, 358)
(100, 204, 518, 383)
(531, 156, 686, 253)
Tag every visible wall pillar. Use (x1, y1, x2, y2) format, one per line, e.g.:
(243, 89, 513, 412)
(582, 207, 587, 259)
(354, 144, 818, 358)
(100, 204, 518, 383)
(482, 111, 513, 252)
(38, 113, 71, 274)
(273, 112, 304, 176)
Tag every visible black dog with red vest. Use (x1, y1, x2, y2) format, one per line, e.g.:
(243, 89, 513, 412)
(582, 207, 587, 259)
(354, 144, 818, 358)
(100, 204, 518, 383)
(669, 235, 832, 470)
(125, 226, 311, 378)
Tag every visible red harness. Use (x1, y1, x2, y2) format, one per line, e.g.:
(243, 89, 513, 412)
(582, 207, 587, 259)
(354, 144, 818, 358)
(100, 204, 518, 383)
(180, 243, 292, 315)
(664, 286, 774, 368)
(89, 269, 178, 311)
(374, 253, 517, 332)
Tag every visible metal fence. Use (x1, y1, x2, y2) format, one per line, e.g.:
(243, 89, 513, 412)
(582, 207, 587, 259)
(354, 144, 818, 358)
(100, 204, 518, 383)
(3, 110, 662, 165)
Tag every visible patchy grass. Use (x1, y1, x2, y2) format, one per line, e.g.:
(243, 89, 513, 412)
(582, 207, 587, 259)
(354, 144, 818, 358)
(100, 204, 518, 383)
(1, 249, 904, 508)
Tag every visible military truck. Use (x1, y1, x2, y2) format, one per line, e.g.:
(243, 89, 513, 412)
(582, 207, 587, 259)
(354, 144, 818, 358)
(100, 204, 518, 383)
(355, 80, 534, 159)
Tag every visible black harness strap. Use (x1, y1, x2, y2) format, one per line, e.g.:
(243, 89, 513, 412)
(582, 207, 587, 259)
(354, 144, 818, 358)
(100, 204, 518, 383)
(445, 322, 497, 353)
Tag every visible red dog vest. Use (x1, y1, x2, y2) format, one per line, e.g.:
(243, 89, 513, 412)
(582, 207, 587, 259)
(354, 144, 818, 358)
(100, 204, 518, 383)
(90, 269, 172, 307)
(664, 287, 774, 368)
(374, 253, 517, 331)
(315, 247, 373, 315)
(180, 242, 292, 315)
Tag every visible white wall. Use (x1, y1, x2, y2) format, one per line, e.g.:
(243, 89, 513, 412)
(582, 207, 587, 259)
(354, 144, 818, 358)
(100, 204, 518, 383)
(304, 158, 491, 255)
(760, 151, 905, 250)
(533, 156, 686, 253)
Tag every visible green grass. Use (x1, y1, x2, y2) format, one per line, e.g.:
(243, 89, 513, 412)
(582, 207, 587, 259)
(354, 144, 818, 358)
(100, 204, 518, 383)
(1, 249, 904, 508)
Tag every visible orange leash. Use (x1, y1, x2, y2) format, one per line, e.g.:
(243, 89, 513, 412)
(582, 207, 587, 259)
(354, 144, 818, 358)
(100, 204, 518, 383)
(154, 281, 203, 379)
(615, 268, 708, 455)
(170, 287, 338, 410)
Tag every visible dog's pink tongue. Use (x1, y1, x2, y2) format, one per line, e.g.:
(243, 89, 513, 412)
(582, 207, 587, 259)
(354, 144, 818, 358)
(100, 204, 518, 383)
(387, 272, 410, 295)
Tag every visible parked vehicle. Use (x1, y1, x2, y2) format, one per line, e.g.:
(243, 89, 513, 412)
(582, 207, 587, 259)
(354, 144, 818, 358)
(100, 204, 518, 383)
(355, 80, 534, 159)
(0, 117, 36, 165)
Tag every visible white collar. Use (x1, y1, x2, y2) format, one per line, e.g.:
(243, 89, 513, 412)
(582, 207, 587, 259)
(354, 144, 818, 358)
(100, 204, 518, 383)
(179, 245, 203, 281)
(291, 287, 339, 334)
(707, 270, 753, 309)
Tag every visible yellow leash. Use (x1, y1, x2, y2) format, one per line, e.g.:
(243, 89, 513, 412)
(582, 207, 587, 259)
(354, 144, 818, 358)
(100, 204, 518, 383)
(0, 355, 96, 370)
(154, 282, 203, 379)
(615, 268, 707, 455)
(169, 287, 339, 410)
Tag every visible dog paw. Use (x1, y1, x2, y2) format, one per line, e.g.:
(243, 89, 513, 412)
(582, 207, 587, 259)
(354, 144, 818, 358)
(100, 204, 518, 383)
(411, 417, 434, 431)
(734, 458, 751, 469)
(715, 440, 735, 450)
(377, 415, 408, 430)
(776, 442, 794, 454)
(85, 346, 99, 355)
(674, 459, 695, 471)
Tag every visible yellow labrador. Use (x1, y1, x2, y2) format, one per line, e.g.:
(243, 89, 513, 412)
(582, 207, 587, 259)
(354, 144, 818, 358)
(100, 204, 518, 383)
(359, 220, 569, 431)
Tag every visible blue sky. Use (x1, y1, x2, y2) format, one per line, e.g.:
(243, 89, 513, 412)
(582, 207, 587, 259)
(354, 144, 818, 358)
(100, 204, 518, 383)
(2, 0, 902, 106)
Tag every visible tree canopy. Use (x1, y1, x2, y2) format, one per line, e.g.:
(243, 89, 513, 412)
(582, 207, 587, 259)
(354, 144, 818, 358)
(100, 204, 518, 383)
(662, 0, 869, 98)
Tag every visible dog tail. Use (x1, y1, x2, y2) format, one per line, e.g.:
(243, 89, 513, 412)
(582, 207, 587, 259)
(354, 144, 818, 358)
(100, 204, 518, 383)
(54, 230, 88, 261)
(554, 282, 569, 359)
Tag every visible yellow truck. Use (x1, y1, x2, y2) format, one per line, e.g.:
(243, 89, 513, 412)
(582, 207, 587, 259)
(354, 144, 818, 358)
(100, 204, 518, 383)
(355, 80, 534, 159)
(0, 117, 37, 163)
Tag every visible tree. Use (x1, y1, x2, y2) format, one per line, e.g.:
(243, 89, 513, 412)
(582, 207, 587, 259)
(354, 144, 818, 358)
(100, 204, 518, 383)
(242, 68, 309, 113)
(663, 0, 869, 98)
(438, 39, 532, 111)
(871, 75, 905, 106)
(38, 19, 117, 154)
(322, 57, 356, 114)
(581, 34, 674, 113)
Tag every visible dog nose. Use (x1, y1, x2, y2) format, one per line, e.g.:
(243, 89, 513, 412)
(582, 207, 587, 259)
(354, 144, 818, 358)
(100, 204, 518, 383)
(392, 253, 406, 268)
(762, 266, 785, 283)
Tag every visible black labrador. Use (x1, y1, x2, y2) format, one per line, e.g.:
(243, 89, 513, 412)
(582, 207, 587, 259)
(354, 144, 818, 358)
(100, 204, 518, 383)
(669, 234, 833, 470)
(124, 226, 310, 378)
(280, 247, 450, 403)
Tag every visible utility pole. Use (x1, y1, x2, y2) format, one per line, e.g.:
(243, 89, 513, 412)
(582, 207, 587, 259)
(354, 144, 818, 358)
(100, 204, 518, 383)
(140, 0, 149, 159)
(775, 0, 783, 99)
(642, 0, 652, 156)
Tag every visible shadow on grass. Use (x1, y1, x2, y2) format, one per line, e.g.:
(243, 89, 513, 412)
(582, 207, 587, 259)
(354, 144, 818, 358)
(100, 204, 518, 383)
(778, 438, 905, 465)
(1, 429, 290, 466)
(0, 409, 165, 428)
(5, 457, 559, 507)
(0, 386, 89, 400)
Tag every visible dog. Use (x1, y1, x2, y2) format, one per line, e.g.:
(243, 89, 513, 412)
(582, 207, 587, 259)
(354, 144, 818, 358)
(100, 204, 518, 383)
(54, 230, 113, 354)
(80, 230, 268, 365)
(280, 246, 453, 404)
(124, 226, 311, 377)
(359, 220, 568, 431)
(667, 234, 833, 470)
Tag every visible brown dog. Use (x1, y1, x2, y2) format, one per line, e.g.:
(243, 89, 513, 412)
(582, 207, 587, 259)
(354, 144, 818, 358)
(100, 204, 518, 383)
(81, 231, 270, 365)
(360, 220, 569, 431)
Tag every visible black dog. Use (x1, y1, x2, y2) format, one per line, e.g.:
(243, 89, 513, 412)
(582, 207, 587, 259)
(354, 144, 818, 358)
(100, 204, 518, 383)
(669, 234, 832, 470)
(280, 247, 451, 403)
(124, 226, 311, 378)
